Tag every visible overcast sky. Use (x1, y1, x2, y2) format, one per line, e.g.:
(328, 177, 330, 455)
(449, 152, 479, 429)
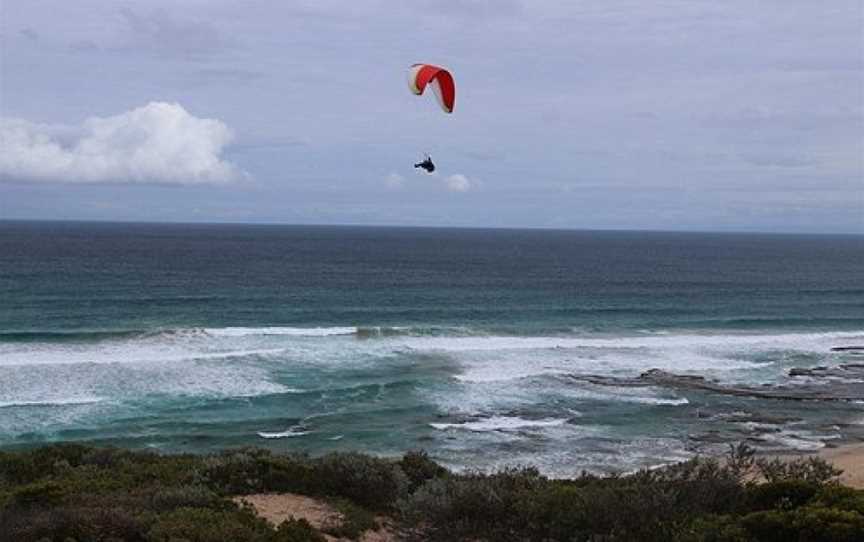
(1, 1, 862, 233)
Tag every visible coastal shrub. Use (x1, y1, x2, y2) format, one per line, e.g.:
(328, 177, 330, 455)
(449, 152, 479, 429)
(260, 455, 317, 495)
(193, 448, 275, 494)
(273, 518, 326, 542)
(813, 485, 864, 514)
(314, 452, 408, 510)
(30, 443, 91, 470)
(146, 506, 273, 542)
(3, 443, 864, 542)
(0, 504, 146, 542)
(398, 467, 544, 541)
(149, 484, 221, 511)
(324, 499, 378, 539)
(756, 455, 841, 485)
(627, 457, 743, 517)
(684, 515, 751, 542)
(0, 450, 46, 485)
(0, 444, 125, 485)
(520, 483, 597, 541)
(738, 507, 864, 542)
(118, 453, 200, 488)
(741, 479, 820, 512)
(522, 458, 747, 541)
(724, 443, 757, 482)
(9, 480, 68, 507)
(399, 449, 448, 492)
(582, 478, 687, 541)
(80, 446, 135, 469)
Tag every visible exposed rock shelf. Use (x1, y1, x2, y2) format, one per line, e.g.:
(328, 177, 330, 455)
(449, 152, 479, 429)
(565, 365, 864, 402)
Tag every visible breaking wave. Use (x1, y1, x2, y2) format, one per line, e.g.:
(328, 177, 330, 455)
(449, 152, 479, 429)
(0, 397, 104, 409)
(257, 428, 311, 439)
(205, 326, 357, 337)
(430, 416, 569, 432)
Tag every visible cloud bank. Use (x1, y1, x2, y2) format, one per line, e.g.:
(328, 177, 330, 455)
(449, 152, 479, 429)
(444, 174, 473, 192)
(0, 102, 244, 185)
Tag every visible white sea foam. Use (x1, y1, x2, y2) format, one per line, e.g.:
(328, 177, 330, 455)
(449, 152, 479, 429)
(205, 326, 357, 337)
(550, 385, 690, 406)
(754, 429, 841, 452)
(0, 343, 284, 367)
(258, 428, 310, 439)
(0, 397, 104, 408)
(414, 329, 864, 390)
(395, 330, 864, 353)
(430, 416, 569, 432)
(453, 366, 571, 383)
(2, 324, 860, 462)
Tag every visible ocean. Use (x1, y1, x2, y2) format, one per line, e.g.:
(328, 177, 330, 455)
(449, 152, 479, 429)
(1, 221, 863, 475)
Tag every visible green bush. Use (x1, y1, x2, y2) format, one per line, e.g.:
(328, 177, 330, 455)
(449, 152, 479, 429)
(260, 455, 317, 495)
(399, 449, 448, 492)
(314, 452, 408, 510)
(273, 518, 326, 542)
(149, 484, 221, 511)
(324, 499, 378, 540)
(0, 505, 146, 542)
(10, 480, 68, 507)
(398, 467, 544, 541)
(756, 455, 842, 485)
(684, 515, 750, 542)
(520, 483, 598, 541)
(742, 479, 821, 512)
(1, 443, 863, 542)
(146, 506, 273, 542)
(813, 485, 864, 514)
(193, 448, 275, 495)
(738, 506, 864, 542)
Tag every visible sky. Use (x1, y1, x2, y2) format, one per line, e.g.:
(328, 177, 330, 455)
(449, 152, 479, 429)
(0, 0, 862, 233)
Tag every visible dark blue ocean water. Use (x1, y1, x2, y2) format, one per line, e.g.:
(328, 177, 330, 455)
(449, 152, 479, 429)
(1, 221, 863, 474)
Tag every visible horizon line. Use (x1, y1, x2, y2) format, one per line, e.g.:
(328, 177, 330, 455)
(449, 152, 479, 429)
(1, 218, 862, 237)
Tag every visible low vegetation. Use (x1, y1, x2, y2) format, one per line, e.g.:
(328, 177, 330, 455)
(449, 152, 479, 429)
(0, 443, 861, 541)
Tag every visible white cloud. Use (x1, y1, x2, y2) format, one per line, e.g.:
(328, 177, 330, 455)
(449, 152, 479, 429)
(384, 172, 405, 188)
(0, 102, 244, 185)
(443, 173, 473, 192)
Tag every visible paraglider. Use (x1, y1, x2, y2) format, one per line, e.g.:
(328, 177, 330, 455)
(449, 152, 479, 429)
(414, 154, 435, 173)
(408, 63, 455, 114)
(408, 63, 454, 171)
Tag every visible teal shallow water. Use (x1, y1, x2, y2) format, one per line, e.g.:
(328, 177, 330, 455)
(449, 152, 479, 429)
(1, 222, 863, 474)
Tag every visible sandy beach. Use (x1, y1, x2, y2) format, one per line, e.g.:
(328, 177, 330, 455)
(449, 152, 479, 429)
(819, 442, 864, 488)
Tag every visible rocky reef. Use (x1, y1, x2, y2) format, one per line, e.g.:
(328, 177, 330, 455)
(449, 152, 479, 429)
(566, 352, 864, 402)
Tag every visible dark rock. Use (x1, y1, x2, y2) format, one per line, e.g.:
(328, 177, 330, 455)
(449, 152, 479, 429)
(566, 367, 864, 402)
(788, 364, 864, 379)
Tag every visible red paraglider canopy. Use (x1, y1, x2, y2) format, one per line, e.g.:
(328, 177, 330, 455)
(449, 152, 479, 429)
(408, 63, 455, 113)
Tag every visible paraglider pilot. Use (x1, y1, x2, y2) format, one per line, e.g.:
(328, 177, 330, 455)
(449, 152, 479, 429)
(414, 154, 435, 173)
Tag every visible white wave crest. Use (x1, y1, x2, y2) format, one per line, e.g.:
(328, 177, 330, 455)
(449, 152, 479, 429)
(400, 330, 864, 353)
(0, 397, 104, 409)
(0, 345, 285, 367)
(257, 427, 310, 439)
(205, 326, 357, 337)
(430, 416, 568, 432)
